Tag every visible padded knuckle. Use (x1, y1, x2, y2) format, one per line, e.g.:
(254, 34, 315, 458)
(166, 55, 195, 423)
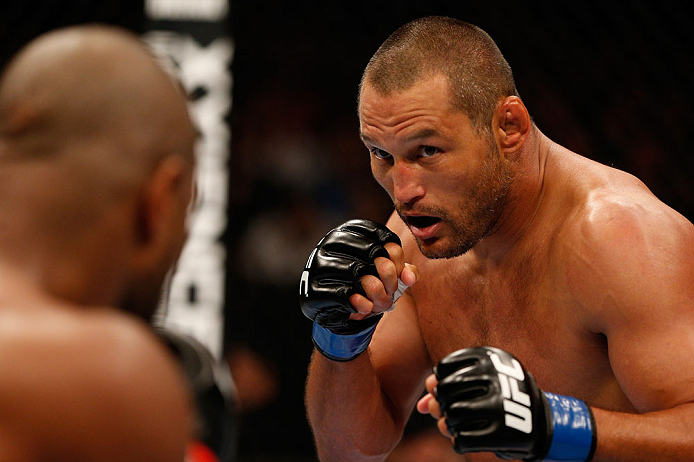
(435, 348, 484, 380)
(303, 220, 397, 336)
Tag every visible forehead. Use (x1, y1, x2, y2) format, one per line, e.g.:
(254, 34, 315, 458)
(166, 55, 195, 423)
(359, 74, 471, 141)
(360, 73, 451, 116)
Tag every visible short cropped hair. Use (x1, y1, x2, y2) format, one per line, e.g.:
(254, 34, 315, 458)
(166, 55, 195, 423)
(361, 16, 519, 133)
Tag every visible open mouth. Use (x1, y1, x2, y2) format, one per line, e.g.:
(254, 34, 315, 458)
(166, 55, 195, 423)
(406, 215, 441, 229)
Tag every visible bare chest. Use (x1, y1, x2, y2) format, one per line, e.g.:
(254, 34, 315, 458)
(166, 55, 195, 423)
(414, 257, 553, 363)
(411, 256, 633, 410)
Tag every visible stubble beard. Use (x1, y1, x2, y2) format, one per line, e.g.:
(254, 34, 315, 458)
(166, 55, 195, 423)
(404, 146, 514, 260)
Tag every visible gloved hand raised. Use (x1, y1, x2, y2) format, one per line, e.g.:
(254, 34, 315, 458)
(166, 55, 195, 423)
(299, 219, 416, 361)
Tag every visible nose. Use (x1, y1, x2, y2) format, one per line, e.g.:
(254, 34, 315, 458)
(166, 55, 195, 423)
(391, 160, 425, 207)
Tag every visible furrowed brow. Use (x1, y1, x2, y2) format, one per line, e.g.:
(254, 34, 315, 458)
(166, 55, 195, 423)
(361, 128, 437, 145)
(405, 128, 437, 143)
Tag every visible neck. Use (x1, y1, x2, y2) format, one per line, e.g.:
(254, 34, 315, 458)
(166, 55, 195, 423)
(0, 260, 54, 308)
(471, 127, 552, 263)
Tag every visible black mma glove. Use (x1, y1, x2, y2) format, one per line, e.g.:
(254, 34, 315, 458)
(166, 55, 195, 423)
(435, 346, 596, 461)
(299, 219, 403, 361)
(155, 327, 237, 462)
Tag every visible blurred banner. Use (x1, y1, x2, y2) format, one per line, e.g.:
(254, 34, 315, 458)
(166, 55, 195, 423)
(145, 0, 233, 360)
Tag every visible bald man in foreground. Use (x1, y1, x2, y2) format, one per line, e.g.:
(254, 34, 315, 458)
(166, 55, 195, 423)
(0, 26, 197, 460)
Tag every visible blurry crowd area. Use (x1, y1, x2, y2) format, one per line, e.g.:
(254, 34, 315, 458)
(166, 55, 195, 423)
(1, 1, 692, 461)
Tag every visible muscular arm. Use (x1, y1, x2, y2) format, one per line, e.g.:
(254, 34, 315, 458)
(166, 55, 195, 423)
(306, 295, 430, 460)
(572, 194, 694, 460)
(305, 214, 431, 461)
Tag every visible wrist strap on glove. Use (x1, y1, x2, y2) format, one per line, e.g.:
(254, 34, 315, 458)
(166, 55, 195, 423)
(312, 320, 380, 361)
(543, 392, 597, 461)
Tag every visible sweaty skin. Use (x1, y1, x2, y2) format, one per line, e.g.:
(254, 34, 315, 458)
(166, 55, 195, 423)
(305, 73, 694, 461)
(0, 26, 197, 461)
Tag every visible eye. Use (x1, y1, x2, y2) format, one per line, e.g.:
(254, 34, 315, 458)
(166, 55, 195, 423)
(370, 147, 392, 160)
(420, 145, 440, 158)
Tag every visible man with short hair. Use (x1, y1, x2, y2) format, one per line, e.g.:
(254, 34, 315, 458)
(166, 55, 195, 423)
(0, 25, 197, 461)
(301, 16, 694, 461)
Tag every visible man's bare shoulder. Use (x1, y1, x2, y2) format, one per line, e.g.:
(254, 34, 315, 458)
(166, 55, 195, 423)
(0, 305, 191, 461)
(560, 156, 693, 255)
(552, 154, 694, 329)
(549, 149, 688, 245)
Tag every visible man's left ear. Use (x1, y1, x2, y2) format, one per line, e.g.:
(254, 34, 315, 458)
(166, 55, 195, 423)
(494, 96, 530, 154)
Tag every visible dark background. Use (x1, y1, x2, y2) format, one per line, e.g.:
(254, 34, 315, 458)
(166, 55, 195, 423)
(2, 1, 692, 460)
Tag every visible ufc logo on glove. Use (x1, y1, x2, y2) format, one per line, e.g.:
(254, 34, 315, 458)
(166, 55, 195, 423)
(435, 346, 596, 461)
(490, 352, 533, 434)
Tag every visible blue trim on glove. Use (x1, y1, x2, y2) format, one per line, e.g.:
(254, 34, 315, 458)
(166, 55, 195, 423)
(544, 392, 596, 461)
(312, 322, 378, 361)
